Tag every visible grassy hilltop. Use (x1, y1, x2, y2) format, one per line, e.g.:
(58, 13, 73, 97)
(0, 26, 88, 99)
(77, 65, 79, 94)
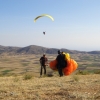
(0, 74, 100, 100)
(0, 54, 100, 100)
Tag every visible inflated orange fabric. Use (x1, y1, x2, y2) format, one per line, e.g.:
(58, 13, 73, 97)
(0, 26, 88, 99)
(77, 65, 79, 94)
(49, 60, 57, 70)
(49, 59, 78, 76)
(63, 59, 78, 75)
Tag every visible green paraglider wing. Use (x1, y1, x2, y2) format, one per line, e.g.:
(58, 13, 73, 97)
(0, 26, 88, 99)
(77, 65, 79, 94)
(34, 14, 54, 22)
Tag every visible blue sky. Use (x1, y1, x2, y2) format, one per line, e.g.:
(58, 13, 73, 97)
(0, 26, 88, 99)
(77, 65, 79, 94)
(0, 0, 100, 51)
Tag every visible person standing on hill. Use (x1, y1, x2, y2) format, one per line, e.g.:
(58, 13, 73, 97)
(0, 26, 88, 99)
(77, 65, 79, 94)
(56, 50, 67, 77)
(39, 53, 48, 77)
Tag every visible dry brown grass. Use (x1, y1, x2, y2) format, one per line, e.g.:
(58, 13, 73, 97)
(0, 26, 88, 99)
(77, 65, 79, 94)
(0, 54, 100, 100)
(0, 54, 56, 76)
(0, 74, 100, 100)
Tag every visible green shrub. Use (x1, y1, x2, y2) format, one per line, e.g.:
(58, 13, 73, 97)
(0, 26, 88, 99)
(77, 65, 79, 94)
(23, 74, 33, 80)
(94, 70, 100, 74)
(76, 70, 90, 75)
(2, 70, 13, 75)
(72, 75, 79, 82)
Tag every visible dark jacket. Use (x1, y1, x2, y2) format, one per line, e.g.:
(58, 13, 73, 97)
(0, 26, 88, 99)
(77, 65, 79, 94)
(40, 56, 48, 66)
(56, 53, 67, 68)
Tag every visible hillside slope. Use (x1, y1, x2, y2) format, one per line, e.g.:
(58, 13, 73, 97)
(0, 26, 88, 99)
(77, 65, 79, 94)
(0, 45, 100, 54)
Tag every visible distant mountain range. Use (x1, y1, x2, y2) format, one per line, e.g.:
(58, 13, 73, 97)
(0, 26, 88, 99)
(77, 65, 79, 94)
(0, 45, 100, 54)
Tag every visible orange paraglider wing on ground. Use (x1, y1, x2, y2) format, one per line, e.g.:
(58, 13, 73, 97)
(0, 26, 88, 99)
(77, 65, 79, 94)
(63, 59, 78, 75)
(72, 59, 78, 71)
(49, 60, 57, 70)
(49, 52, 78, 76)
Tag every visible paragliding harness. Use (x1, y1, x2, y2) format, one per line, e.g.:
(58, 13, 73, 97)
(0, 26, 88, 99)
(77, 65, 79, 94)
(56, 52, 67, 77)
(61, 53, 67, 68)
(56, 53, 67, 68)
(43, 32, 45, 35)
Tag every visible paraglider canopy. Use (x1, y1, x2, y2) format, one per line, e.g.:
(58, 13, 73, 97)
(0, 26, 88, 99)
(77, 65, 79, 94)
(34, 14, 54, 22)
(34, 14, 54, 35)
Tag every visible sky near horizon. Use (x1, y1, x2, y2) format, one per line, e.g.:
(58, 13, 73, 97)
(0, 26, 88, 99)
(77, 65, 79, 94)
(0, 0, 100, 51)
